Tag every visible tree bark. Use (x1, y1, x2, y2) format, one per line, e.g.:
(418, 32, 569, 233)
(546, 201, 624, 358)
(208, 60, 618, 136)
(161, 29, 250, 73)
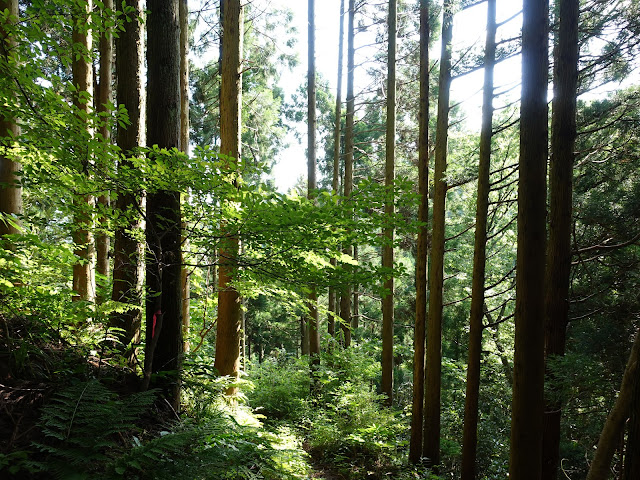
(542, 0, 579, 477)
(381, 0, 397, 407)
(587, 328, 640, 480)
(307, 0, 320, 366)
(214, 0, 244, 396)
(340, 0, 355, 348)
(71, 0, 95, 303)
(179, 0, 191, 353)
(328, 0, 346, 339)
(461, 0, 496, 477)
(423, 0, 454, 467)
(509, 0, 549, 476)
(622, 360, 640, 480)
(301, 317, 310, 356)
(0, 0, 22, 241)
(352, 244, 359, 331)
(409, 0, 429, 464)
(144, 0, 183, 409)
(110, 0, 144, 364)
(96, 0, 114, 301)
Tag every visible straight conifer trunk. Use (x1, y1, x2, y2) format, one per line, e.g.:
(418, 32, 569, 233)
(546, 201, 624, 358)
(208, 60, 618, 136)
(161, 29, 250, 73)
(509, 0, 549, 476)
(179, 0, 191, 353)
(110, 0, 144, 362)
(340, 0, 356, 348)
(328, 0, 345, 338)
(0, 0, 22, 240)
(71, 0, 95, 302)
(423, 0, 454, 467)
(381, 0, 397, 407)
(144, 0, 183, 408)
(587, 328, 640, 480)
(541, 0, 579, 477)
(214, 0, 244, 395)
(96, 0, 113, 297)
(623, 369, 640, 479)
(409, 0, 429, 464)
(307, 0, 320, 365)
(461, 0, 496, 477)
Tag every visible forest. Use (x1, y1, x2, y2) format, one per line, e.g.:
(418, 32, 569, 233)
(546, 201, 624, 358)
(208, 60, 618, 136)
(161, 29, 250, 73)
(0, 0, 639, 478)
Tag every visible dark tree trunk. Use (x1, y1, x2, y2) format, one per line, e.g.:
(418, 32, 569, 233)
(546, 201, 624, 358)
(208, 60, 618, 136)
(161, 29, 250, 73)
(307, 0, 320, 366)
(110, 0, 144, 364)
(587, 329, 640, 480)
(409, 0, 429, 463)
(328, 0, 345, 339)
(0, 0, 22, 241)
(542, 0, 579, 478)
(423, 0, 454, 467)
(381, 0, 397, 407)
(509, 0, 549, 476)
(301, 317, 310, 356)
(144, 0, 183, 409)
(623, 365, 640, 479)
(461, 0, 496, 477)
(214, 0, 244, 396)
(96, 0, 114, 302)
(340, 0, 355, 348)
(352, 244, 359, 331)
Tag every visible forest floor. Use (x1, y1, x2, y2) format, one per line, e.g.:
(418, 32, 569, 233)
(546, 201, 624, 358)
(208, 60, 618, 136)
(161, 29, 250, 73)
(306, 448, 344, 480)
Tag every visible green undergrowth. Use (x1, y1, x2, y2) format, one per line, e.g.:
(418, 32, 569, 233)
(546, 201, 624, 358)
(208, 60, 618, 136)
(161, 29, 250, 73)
(246, 345, 440, 480)
(1, 374, 311, 480)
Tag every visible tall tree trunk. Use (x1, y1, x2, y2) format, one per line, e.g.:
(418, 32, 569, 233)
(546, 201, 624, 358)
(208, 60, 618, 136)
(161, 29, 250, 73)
(96, 0, 114, 302)
(352, 244, 359, 330)
(179, 0, 191, 353)
(622, 364, 640, 479)
(509, 0, 549, 476)
(328, 0, 345, 338)
(214, 0, 244, 396)
(542, 0, 579, 477)
(340, 0, 355, 348)
(144, 0, 183, 409)
(301, 317, 310, 355)
(461, 1, 496, 477)
(307, 0, 320, 366)
(423, 0, 454, 467)
(381, 0, 397, 407)
(72, 0, 95, 303)
(0, 0, 21, 241)
(409, 0, 429, 464)
(110, 0, 144, 364)
(587, 328, 640, 480)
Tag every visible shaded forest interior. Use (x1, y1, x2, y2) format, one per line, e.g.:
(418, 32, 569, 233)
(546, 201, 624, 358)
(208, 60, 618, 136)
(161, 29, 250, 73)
(1, 0, 639, 479)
